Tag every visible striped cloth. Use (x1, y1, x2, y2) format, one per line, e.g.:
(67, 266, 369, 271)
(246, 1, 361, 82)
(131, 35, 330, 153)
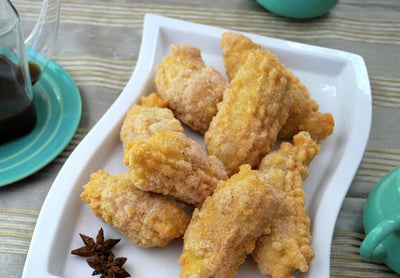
(1, 0, 399, 277)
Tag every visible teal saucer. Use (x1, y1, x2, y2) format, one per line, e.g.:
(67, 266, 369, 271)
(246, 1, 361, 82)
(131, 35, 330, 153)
(0, 59, 81, 186)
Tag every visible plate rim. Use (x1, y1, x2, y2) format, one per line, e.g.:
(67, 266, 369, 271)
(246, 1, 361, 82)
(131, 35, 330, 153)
(0, 58, 82, 187)
(22, 14, 372, 277)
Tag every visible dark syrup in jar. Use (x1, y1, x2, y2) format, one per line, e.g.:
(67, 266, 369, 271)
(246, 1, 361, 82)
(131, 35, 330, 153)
(0, 54, 40, 144)
(29, 61, 41, 86)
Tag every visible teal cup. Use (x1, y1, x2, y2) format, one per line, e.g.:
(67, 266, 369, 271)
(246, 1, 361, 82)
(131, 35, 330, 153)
(360, 165, 400, 274)
(256, 0, 339, 19)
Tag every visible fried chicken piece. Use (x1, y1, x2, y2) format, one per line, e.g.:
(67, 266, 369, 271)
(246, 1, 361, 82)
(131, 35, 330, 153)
(221, 31, 334, 141)
(120, 104, 183, 162)
(179, 165, 281, 278)
(81, 170, 191, 248)
(252, 131, 320, 278)
(140, 92, 169, 108)
(205, 49, 292, 176)
(126, 131, 228, 206)
(155, 43, 229, 133)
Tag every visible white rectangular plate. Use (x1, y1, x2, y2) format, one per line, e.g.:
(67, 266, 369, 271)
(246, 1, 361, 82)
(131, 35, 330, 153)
(23, 14, 372, 278)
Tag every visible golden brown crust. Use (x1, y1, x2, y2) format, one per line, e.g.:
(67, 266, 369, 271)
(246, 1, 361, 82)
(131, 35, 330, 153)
(155, 43, 229, 133)
(252, 131, 320, 278)
(179, 165, 281, 278)
(81, 170, 191, 248)
(220, 31, 335, 141)
(205, 49, 292, 176)
(221, 31, 261, 80)
(278, 75, 335, 141)
(120, 104, 183, 162)
(140, 92, 169, 108)
(127, 132, 228, 206)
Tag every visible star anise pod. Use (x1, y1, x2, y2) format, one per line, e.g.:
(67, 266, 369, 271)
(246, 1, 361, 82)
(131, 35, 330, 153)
(87, 253, 130, 278)
(71, 228, 120, 257)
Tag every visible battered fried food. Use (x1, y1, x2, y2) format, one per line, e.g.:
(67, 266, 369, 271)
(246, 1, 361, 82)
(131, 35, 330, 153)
(140, 92, 169, 108)
(120, 104, 183, 162)
(126, 131, 228, 206)
(252, 131, 320, 278)
(179, 165, 281, 278)
(221, 31, 261, 81)
(205, 49, 292, 176)
(155, 43, 229, 133)
(277, 76, 335, 141)
(81, 170, 191, 248)
(221, 31, 334, 141)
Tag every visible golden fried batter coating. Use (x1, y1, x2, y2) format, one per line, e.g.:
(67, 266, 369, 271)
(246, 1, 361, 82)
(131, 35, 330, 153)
(221, 31, 334, 141)
(140, 92, 169, 108)
(155, 43, 229, 133)
(278, 76, 335, 141)
(127, 131, 228, 206)
(221, 31, 261, 80)
(81, 170, 191, 248)
(120, 104, 183, 162)
(205, 49, 292, 176)
(179, 165, 281, 278)
(252, 131, 320, 278)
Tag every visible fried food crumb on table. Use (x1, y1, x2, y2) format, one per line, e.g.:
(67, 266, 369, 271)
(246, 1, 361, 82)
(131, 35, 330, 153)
(155, 42, 230, 133)
(179, 165, 281, 278)
(221, 31, 334, 141)
(127, 131, 228, 206)
(80, 170, 191, 248)
(205, 48, 292, 176)
(252, 131, 320, 278)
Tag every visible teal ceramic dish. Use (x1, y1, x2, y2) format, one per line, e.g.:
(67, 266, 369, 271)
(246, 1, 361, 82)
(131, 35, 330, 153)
(256, 0, 339, 19)
(360, 165, 400, 275)
(0, 58, 81, 186)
